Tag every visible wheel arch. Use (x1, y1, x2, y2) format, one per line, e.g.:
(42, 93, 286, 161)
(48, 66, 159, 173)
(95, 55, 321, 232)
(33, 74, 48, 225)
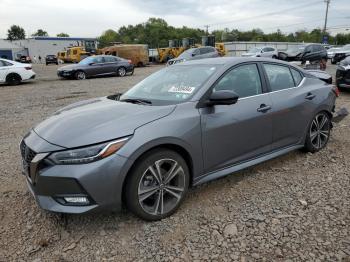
(6, 72, 22, 82)
(121, 142, 195, 205)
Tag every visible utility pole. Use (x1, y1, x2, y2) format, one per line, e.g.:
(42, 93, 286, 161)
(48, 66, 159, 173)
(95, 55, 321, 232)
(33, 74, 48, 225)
(323, 0, 330, 35)
(205, 25, 209, 35)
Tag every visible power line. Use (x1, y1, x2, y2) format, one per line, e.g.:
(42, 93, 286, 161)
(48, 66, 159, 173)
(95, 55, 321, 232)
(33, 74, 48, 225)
(203, 0, 323, 29)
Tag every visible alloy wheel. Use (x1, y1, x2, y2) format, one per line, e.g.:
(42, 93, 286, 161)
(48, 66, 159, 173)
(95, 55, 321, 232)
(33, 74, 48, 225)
(76, 71, 86, 80)
(310, 113, 330, 150)
(138, 159, 186, 216)
(118, 67, 126, 77)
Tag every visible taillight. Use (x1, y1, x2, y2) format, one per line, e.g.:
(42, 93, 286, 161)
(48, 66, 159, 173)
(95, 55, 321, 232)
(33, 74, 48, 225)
(25, 67, 32, 70)
(332, 86, 340, 97)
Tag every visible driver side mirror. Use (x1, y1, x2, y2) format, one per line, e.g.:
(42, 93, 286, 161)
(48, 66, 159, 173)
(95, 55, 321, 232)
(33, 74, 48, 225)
(206, 90, 239, 106)
(192, 53, 197, 57)
(88, 62, 95, 66)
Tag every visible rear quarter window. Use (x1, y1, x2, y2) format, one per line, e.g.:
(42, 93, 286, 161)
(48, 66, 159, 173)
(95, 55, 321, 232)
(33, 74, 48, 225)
(291, 68, 303, 86)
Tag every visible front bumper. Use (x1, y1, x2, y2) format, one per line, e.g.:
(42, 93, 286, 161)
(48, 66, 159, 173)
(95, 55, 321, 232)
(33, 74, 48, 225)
(21, 130, 132, 214)
(57, 70, 74, 78)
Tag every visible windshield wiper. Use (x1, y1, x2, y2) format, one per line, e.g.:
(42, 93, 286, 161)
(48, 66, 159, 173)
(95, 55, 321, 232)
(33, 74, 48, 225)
(120, 98, 152, 105)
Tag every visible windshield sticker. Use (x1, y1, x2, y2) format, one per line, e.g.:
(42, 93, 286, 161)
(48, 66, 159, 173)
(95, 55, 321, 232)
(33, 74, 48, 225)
(168, 86, 195, 94)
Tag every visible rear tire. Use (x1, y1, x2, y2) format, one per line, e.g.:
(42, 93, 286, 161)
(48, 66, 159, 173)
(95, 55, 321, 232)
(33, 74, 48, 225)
(6, 73, 21, 86)
(125, 149, 190, 221)
(304, 112, 331, 153)
(117, 67, 126, 77)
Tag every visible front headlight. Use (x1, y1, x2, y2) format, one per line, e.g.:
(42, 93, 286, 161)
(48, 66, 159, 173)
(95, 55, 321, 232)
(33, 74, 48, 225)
(48, 137, 130, 164)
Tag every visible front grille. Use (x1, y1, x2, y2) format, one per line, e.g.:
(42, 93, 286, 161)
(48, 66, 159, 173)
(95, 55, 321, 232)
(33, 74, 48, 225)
(20, 141, 36, 164)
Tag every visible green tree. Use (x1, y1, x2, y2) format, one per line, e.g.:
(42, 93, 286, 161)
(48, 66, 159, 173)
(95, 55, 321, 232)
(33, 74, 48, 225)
(32, 29, 48, 37)
(98, 29, 120, 48)
(57, 33, 69, 37)
(7, 25, 26, 40)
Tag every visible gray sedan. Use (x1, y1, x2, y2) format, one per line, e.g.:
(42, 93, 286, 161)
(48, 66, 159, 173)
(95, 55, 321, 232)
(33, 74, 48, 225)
(167, 46, 219, 66)
(57, 55, 134, 80)
(21, 57, 336, 220)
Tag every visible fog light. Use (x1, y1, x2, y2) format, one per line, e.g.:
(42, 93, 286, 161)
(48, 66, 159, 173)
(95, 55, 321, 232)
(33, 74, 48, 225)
(64, 196, 89, 204)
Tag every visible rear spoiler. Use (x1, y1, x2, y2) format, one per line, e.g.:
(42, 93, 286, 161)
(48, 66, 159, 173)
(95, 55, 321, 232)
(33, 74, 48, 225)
(305, 69, 332, 84)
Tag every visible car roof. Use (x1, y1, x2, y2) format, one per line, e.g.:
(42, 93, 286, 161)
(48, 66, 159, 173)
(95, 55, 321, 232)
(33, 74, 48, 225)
(0, 58, 17, 64)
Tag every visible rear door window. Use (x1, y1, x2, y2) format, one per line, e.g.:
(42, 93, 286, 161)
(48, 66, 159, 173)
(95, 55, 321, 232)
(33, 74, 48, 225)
(263, 64, 295, 91)
(104, 56, 117, 63)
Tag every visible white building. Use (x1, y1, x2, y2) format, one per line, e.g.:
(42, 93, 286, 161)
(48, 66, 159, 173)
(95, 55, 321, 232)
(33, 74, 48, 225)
(0, 36, 97, 61)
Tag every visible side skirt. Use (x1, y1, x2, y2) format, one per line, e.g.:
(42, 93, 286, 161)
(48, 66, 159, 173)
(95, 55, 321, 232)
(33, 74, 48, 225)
(193, 144, 303, 186)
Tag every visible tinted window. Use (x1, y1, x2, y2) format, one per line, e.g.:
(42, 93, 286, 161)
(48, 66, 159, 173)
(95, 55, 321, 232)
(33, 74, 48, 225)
(92, 56, 104, 63)
(104, 56, 117, 62)
(214, 64, 262, 98)
(0, 61, 4, 67)
(291, 68, 303, 86)
(304, 45, 312, 53)
(263, 64, 294, 91)
(200, 47, 214, 55)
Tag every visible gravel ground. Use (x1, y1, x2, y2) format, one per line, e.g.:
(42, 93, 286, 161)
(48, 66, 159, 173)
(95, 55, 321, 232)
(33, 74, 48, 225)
(0, 63, 349, 262)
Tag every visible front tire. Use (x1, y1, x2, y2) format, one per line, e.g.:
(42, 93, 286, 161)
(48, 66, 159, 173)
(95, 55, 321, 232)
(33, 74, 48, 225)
(125, 149, 190, 221)
(304, 112, 331, 153)
(75, 71, 86, 80)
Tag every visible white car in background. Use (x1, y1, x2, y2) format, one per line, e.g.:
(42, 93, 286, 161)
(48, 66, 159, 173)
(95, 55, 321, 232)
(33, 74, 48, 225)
(241, 46, 278, 58)
(0, 58, 36, 85)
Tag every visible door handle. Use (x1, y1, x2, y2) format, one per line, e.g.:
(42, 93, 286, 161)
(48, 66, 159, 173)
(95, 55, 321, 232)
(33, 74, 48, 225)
(305, 93, 316, 100)
(257, 104, 271, 113)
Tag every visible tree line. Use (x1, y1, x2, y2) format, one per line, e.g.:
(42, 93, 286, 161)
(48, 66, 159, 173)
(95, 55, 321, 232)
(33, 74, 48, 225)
(6, 25, 69, 40)
(6, 18, 350, 47)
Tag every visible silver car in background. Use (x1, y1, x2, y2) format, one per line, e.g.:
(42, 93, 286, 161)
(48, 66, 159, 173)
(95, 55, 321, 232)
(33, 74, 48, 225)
(241, 46, 278, 58)
(167, 46, 219, 66)
(21, 57, 336, 221)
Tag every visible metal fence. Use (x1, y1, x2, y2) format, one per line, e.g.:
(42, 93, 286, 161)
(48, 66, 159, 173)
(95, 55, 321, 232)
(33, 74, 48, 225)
(223, 41, 305, 56)
(149, 41, 308, 58)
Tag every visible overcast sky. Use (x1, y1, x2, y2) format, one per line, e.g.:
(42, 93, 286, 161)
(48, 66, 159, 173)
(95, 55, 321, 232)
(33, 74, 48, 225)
(0, 0, 349, 38)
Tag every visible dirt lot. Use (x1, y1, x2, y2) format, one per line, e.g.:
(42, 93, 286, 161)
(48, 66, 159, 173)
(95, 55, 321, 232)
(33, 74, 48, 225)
(0, 63, 349, 261)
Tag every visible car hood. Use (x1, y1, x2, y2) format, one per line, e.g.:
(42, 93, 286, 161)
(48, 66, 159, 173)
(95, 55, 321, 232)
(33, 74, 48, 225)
(284, 51, 302, 57)
(34, 96, 176, 148)
(58, 64, 79, 71)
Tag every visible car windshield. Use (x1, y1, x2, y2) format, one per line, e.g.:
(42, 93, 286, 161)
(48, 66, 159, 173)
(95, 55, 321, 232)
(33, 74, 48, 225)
(177, 48, 197, 59)
(119, 64, 220, 105)
(79, 56, 94, 65)
(248, 47, 260, 53)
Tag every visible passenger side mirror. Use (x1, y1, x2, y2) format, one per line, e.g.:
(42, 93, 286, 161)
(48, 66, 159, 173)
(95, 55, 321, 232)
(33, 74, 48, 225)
(206, 90, 239, 106)
(192, 53, 196, 57)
